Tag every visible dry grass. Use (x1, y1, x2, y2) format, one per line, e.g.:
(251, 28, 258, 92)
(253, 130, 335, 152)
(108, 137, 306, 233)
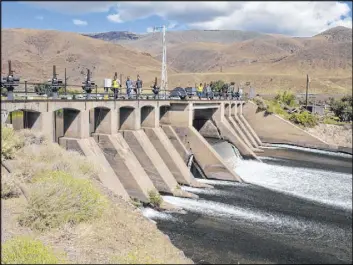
(1, 173, 21, 200)
(1, 128, 192, 264)
(1, 127, 25, 161)
(13, 142, 99, 183)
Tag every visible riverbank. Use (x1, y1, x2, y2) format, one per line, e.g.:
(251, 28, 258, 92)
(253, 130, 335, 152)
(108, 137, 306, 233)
(1, 128, 192, 264)
(304, 123, 352, 148)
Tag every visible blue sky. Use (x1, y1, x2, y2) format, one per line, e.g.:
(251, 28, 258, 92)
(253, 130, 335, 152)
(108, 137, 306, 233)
(1, 1, 352, 36)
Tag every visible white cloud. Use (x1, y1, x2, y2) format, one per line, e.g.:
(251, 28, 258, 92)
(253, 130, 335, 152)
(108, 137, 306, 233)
(107, 13, 123, 23)
(35, 15, 44, 20)
(26, 1, 116, 14)
(146, 27, 154, 33)
(26, 1, 352, 36)
(73, 19, 88, 26)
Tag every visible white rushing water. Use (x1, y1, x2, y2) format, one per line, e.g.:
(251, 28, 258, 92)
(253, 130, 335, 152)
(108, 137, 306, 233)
(233, 156, 352, 211)
(262, 143, 352, 158)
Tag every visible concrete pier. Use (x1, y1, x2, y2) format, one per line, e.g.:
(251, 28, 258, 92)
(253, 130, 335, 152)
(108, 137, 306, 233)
(93, 133, 158, 203)
(59, 137, 130, 201)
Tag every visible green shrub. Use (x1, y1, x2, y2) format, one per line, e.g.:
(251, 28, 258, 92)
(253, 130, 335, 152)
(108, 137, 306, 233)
(1, 236, 65, 264)
(110, 249, 164, 264)
(253, 97, 267, 112)
(329, 96, 353, 122)
(211, 80, 225, 92)
(274, 91, 296, 107)
(14, 143, 99, 183)
(1, 174, 21, 199)
(289, 111, 318, 128)
(18, 171, 107, 231)
(265, 100, 290, 118)
(323, 116, 344, 125)
(1, 127, 24, 161)
(148, 190, 162, 208)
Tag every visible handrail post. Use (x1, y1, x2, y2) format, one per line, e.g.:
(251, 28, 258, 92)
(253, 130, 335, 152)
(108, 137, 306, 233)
(24, 81, 27, 101)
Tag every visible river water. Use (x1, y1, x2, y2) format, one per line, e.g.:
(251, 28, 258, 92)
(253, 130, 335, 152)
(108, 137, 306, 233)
(143, 141, 352, 264)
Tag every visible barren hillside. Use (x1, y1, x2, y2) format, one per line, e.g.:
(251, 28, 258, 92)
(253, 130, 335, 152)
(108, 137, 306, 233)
(1, 29, 171, 86)
(1, 27, 352, 94)
(84, 27, 352, 94)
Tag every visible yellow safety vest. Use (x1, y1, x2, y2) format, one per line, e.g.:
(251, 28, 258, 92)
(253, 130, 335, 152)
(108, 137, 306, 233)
(112, 80, 118, 88)
(197, 85, 203, 92)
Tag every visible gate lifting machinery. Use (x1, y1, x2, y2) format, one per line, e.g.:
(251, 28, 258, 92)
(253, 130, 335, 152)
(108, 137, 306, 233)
(82, 69, 95, 99)
(1, 60, 20, 100)
(47, 65, 63, 99)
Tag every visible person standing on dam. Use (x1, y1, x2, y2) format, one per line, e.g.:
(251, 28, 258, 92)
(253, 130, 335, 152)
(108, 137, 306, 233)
(126, 76, 133, 99)
(197, 83, 203, 100)
(111, 76, 120, 99)
(136, 75, 143, 99)
(206, 83, 212, 100)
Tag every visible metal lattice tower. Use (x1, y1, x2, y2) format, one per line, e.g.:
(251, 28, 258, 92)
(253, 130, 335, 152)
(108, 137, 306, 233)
(154, 25, 168, 91)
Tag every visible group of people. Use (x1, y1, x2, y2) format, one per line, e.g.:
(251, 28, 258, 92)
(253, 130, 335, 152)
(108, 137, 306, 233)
(108, 75, 160, 99)
(109, 75, 144, 99)
(106, 75, 243, 100)
(196, 81, 243, 100)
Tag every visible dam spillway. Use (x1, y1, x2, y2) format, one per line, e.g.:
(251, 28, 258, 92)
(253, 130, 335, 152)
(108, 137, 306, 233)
(2, 99, 264, 205)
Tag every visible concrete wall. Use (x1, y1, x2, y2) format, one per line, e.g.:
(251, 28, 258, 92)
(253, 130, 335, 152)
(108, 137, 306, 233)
(122, 130, 178, 194)
(236, 103, 263, 146)
(242, 101, 335, 150)
(92, 133, 158, 202)
(59, 137, 130, 201)
(173, 126, 242, 182)
(119, 107, 138, 130)
(162, 125, 191, 163)
(144, 127, 196, 185)
(211, 103, 258, 159)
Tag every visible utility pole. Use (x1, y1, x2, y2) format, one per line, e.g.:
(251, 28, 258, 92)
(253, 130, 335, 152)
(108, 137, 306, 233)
(305, 74, 309, 109)
(64, 68, 67, 95)
(153, 25, 168, 94)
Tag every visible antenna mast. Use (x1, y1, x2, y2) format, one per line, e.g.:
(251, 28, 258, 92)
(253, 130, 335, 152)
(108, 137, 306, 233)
(153, 25, 168, 92)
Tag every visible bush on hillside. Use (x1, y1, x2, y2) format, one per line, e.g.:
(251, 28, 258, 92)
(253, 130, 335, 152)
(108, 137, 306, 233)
(253, 97, 267, 112)
(148, 190, 162, 208)
(265, 100, 290, 118)
(274, 91, 296, 107)
(1, 127, 25, 161)
(329, 95, 353, 122)
(14, 143, 99, 183)
(1, 236, 65, 264)
(211, 80, 225, 92)
(289, 111, 318, 128)
(18, 171, 107, 231)
(17, 129, 48, 146)
(1, 173, 21, 199)
(110, 249, 164, 264)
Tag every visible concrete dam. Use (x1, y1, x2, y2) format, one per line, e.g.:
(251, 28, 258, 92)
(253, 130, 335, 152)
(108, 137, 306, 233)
(1, 99, 268, 206)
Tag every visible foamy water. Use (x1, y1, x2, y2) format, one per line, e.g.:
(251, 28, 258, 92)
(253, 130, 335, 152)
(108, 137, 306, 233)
(263, 143, 352, 158)
(234, 157, 352, 210)
(142, 142, 352, 264)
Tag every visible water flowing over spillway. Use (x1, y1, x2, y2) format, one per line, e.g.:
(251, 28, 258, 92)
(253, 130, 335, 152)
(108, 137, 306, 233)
(143, 141, 352, 264)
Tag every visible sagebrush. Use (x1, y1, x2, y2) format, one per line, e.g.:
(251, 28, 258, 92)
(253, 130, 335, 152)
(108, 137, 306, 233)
(1, 127, 24, 161)
(1, 236, 65, 264)
(18, 171, 108, 231)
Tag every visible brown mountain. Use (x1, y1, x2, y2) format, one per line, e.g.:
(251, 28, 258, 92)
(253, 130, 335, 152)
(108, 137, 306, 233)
(1, 27, 352, 94)
(1, 28, 169, 87)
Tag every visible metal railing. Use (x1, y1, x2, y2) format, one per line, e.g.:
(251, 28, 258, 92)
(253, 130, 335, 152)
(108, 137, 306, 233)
(1, 82, 247, 102)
